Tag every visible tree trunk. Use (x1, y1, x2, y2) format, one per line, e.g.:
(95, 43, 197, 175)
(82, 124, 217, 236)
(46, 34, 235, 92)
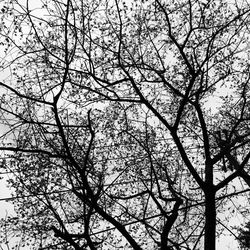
(204, 190, 216, 250)
(160, 199, 182, 250)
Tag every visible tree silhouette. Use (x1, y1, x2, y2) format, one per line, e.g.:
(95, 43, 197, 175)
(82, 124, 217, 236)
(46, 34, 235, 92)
(0, 0, 250, 249)
(237, 222, 250, 249)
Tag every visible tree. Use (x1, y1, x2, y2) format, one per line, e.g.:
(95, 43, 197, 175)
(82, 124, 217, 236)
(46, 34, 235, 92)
(0, 0, 250, 249)
(238, 222, 250, 249)
(237, 222, 250, 249)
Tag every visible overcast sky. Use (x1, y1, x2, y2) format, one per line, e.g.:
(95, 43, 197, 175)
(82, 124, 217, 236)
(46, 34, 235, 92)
(0, 1, 247, 249)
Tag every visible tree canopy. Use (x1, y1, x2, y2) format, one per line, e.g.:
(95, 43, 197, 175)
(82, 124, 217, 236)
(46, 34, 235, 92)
(0, 0, 250, 249)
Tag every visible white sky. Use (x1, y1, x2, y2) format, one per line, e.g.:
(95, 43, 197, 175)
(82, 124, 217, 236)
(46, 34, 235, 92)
(0, 0, 247, 249)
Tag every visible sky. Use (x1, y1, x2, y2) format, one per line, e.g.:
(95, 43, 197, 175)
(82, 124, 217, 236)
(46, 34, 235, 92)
(0, 0, 248, 249)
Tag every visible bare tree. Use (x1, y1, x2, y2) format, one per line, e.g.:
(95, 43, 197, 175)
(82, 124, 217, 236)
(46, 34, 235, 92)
(0, 0, 250, 250)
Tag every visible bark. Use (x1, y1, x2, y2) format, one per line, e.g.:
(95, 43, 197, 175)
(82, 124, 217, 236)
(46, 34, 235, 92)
(51, 226, 83, 250)
(161, 199, 182, 250)
(204, 190, 216, 250)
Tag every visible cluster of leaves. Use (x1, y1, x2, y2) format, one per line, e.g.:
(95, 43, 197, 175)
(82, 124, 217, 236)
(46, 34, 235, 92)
(237, 221, 250, 249)
(0, 0, 250, 249)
